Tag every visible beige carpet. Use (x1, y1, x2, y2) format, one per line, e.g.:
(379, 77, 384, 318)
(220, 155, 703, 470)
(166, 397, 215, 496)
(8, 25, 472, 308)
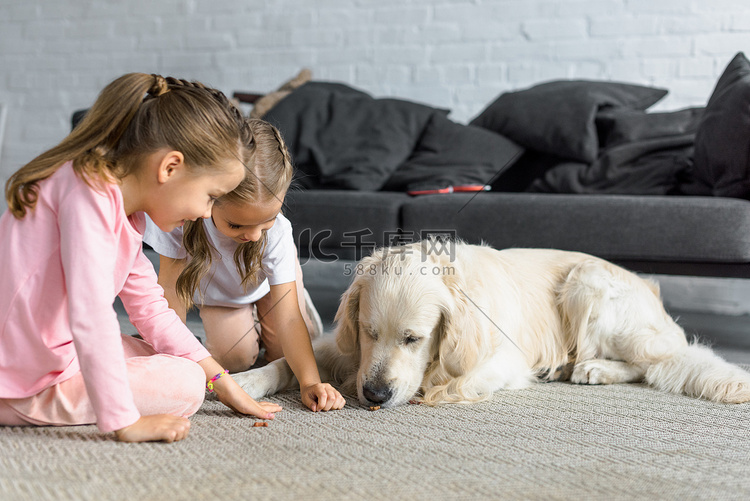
(2, 368, 750, 501)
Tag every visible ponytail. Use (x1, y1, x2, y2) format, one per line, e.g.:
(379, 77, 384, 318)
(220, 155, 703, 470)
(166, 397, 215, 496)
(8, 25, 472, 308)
(6, 74, 154, 217)
(5, 73, 249, 219)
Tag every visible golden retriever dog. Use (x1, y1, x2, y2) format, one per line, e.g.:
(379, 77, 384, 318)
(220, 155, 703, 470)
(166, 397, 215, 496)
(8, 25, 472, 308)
(233, 241, 750, 407)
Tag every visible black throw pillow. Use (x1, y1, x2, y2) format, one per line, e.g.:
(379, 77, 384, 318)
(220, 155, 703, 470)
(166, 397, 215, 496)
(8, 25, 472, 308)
(382, 114, 524, 193)
(692, 52, 750, 198)
(470, 80, 668, 163)
(596, 107, 704, 149)
(264, 82, 444, 191)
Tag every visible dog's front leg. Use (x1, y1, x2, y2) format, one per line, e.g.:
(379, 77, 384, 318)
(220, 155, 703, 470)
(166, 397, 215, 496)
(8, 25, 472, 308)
(233, 335, 354, 399)
(233, 358, 298, 400)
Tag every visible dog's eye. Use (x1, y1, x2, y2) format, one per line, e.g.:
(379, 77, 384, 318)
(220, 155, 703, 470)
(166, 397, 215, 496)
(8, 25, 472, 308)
(404, 335, 420, 345)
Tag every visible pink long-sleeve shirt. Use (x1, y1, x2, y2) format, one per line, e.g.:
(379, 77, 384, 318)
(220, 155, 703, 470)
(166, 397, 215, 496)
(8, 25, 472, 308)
(0, 162, 210, 432)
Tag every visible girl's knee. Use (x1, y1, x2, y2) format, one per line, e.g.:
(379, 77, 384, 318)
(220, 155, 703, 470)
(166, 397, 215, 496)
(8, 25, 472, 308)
(213, 348, 259, 373)
(128, 356, 206, 417)
(200, 304, 260, 370)
(159, 357, 205, 417)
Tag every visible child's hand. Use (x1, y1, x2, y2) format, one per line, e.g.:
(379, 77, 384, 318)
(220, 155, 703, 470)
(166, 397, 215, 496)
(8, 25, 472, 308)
(114, 414, 191, 443)
(301, 383, 346, 412)
(213, 373, 283, 419)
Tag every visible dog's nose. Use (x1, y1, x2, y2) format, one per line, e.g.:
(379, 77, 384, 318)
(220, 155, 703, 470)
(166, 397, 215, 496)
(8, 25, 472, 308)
(362, 384, 392, 404)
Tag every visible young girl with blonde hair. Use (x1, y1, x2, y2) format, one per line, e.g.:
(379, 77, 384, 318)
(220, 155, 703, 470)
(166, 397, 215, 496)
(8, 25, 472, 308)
(145, 119, 345, 412)
(0, 73, 282, 443)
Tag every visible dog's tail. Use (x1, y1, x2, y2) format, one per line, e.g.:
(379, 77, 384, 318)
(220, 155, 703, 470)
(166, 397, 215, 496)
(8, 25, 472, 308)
(645, 343, 750, 403)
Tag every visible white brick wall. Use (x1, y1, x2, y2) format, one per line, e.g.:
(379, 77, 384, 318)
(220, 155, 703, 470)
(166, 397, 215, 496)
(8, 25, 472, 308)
(1, 0, 750, 311)
(2, 0, 750, 184)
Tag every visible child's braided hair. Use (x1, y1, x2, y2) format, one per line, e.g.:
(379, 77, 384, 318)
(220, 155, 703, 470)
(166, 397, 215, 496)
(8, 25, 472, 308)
(177, 119, 295, 309)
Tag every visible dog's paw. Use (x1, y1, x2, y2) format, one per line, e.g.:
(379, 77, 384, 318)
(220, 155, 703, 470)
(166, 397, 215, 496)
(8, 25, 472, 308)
(571, 360, 611, 385)
(232, 369, 272, 400)
(715, 380, 750, 404)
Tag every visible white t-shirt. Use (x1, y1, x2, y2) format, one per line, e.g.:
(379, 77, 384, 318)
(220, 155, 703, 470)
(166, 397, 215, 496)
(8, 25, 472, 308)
(143, 214, 298, 307)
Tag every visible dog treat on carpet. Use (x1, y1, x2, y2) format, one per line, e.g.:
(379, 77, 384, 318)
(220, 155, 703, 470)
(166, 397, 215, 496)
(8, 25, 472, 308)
(368, 406, 380, 411)
(253, 422, 269, 427)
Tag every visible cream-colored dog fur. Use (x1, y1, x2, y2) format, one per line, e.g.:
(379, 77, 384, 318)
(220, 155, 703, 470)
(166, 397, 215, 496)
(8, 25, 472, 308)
(233, 241, 750, 407)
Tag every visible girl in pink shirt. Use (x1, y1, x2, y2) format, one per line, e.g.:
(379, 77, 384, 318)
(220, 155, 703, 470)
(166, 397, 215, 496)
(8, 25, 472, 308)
(0, 73, 282, 443)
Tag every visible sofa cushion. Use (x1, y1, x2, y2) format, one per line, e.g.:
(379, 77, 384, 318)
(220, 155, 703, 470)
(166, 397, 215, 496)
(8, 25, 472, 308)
(596, 107, 704, 150)
(265, 82, 443, 191)
(469, 80, 668, 163)
(400, 193, 750, 266)
(692, 52, 750, 198)
(284, 190, 410, 260)
(382, 114, 524, 193)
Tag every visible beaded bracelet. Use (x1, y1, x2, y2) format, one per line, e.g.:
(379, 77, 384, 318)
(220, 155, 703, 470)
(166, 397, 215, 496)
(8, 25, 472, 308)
(206, 370, 229, 393)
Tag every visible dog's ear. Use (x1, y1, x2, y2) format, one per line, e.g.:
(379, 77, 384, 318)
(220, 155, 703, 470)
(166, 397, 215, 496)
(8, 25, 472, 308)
(334, 279, 362, 357)
(433, 286, 483, 378)
(334, 250, 386, 357)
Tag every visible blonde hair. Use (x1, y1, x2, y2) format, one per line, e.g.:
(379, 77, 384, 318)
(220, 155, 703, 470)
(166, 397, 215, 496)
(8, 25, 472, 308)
(177, 119, 295, 308)
(5, 73, 250, 218)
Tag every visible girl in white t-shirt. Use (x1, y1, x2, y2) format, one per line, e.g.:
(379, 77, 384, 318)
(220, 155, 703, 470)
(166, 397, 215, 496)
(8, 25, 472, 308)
(145, 119, 344, 412)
